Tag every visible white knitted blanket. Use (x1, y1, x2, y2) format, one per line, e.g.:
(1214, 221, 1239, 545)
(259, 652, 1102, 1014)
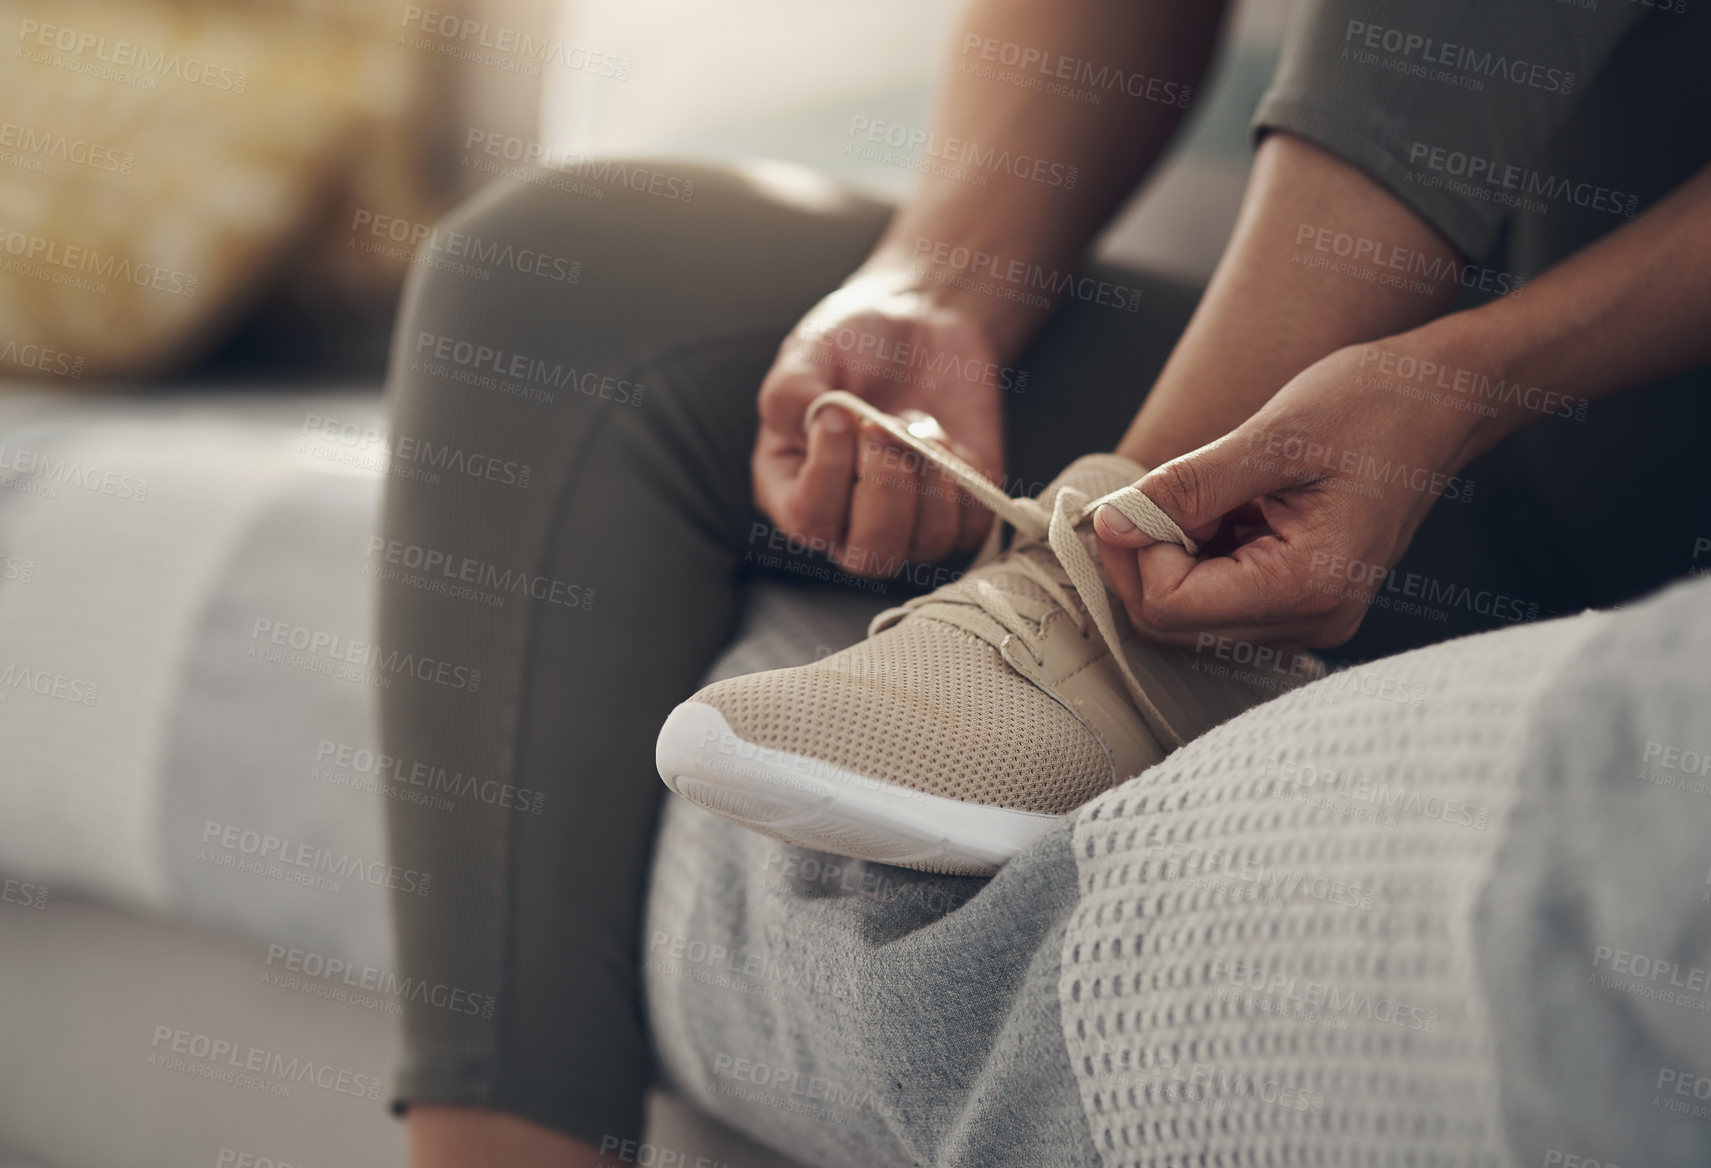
(1061, 613, 1611, 1167)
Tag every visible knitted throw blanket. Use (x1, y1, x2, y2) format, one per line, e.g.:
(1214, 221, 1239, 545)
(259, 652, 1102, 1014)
(1060, 613, 1611, 1167)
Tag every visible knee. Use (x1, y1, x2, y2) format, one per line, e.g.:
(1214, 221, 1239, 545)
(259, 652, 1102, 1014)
(387, 158, 887, 428)
(393, 158, 886, 363)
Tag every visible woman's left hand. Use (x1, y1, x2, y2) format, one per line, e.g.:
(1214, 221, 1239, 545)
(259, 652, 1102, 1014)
(1093, 340, 1485, 649)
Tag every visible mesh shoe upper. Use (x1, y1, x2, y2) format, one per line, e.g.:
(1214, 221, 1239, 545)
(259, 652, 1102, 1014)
(675, 393, 1321, 830)
(686, 452, 1161, 815)
(689, 612, 1115, 815)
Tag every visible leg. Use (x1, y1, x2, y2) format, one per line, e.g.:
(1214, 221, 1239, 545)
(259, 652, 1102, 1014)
(377, 162, 889, 1154)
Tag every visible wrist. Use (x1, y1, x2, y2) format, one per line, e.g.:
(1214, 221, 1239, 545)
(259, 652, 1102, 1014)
(1391, 304, 1589, 468)
(858, 234, 1060, 361)
(1360, 311, 1536, 474)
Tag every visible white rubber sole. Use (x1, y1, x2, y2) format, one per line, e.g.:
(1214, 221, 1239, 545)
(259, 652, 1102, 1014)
(655, 702, 1064, 877)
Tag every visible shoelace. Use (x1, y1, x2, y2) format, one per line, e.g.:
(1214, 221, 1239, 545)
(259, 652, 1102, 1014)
(805, 390, 1196, 749)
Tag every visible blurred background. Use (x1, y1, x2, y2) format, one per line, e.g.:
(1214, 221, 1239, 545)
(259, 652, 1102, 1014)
(0, 0, 1294, 387)
(0, 1, 1292, 1165)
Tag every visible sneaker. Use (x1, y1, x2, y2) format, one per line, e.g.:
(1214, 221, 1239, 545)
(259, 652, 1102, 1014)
(656, 391, 1321, 875)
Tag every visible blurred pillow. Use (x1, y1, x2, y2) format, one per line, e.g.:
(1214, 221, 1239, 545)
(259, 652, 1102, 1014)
(0, 0, 457, 385)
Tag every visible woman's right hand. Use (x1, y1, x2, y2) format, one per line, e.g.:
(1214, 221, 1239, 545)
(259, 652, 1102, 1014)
(752, 266, 1009, 578)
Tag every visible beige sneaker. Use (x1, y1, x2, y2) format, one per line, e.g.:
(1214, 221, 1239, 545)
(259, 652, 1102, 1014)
(656, 391, 1321, 875)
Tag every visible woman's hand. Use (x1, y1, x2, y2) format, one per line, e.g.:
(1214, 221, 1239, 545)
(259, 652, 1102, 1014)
(1094, 340, 1482, 648)
(753, 267, 1007, 578)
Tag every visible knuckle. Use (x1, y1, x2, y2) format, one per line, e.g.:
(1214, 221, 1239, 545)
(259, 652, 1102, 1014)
(1152, 459, 1205, 519)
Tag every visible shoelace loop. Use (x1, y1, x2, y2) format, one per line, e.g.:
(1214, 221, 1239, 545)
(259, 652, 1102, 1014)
(806, 390, 1196, 749)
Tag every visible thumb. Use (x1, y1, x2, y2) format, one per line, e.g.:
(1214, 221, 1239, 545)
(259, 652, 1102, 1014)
(1097, 429, 1294, 548)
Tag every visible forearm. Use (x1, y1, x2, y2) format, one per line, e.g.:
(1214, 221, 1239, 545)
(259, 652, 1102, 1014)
(1418, 160, 1711, 464)
(863, 0, 1227, 360)
(1117, 133, 1468, 470)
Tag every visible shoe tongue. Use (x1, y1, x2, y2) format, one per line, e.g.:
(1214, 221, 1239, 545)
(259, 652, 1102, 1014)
(974, 452, 1150, 628)
(1037, 452, 1148, 514)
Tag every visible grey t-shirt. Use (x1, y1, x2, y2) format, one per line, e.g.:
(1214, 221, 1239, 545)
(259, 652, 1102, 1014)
(1253, 0, 1711, 277)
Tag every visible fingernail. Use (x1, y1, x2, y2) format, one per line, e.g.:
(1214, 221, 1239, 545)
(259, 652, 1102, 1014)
(819, 407, 849, 433)
(1096, 505, 1135, 536)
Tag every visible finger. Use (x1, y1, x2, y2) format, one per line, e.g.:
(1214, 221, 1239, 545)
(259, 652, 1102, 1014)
(951, 441, 999, 552)
(756, 367, 835, 440)
(791, 404, 858, 545)
(1099, 536, 1146, 627)
(899, 416, 961, 565)
(1097, 430, 1303, 550)
(841, 421, 918, 578)
(751, 429, 805, 539)
(1129, 535, 1328, 633)
(908, 460, 962, 564)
